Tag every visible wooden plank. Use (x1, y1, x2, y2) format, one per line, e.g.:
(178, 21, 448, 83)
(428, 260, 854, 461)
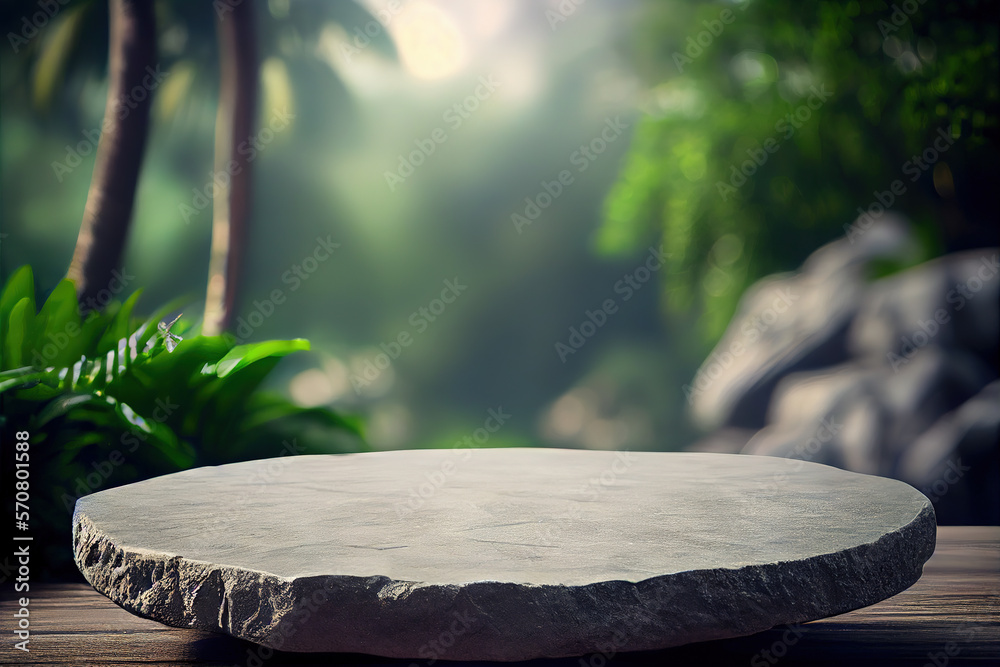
(2, 526, 997, 665)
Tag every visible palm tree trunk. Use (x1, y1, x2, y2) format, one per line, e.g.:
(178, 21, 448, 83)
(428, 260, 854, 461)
(203, 0, 258, 336)
(67, 0, 155, 311)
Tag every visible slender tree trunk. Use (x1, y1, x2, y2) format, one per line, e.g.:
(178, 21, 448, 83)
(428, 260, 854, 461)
(203, 0, 258, 336)
(67, 0, 156, 310)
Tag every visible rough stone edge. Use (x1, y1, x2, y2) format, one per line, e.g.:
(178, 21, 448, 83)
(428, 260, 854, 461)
(73, 500, 936, 661)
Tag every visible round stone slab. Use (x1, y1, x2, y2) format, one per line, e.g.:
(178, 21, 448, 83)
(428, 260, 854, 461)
(73, 449, 935, 661)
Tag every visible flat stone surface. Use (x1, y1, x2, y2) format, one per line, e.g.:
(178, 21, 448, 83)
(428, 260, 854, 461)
(74, 449, 936, 661)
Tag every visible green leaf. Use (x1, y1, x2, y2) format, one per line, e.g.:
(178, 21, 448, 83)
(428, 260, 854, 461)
(1, 267, 35, 365)
(242, 392, 365, 438)
(100, 288, 143, 354)
(193, 356, 284, 454)
(6, 382, 62, 402)
(1, 267, 362, 524)
(35, 394, 95, 428)
(39, 392, 194, 469)
(207, 339, 310, 378)
(93, 301, 122, 355)
(4, 297, 33, 370)
(35, 280, 82, 368)
(0, 366, 50, 394)
(61, 431, 111, 455)
(1, 266, 34, 323)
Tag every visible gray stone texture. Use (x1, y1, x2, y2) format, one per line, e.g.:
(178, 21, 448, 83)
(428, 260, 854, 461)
(75, 450, 935, 660)
(688, 212, 998, 524)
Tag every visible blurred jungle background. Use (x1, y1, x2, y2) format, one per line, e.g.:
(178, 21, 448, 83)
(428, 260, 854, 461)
(1, 0, 997, 577)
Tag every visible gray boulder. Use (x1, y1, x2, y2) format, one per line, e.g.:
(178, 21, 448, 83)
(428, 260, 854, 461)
(897, 380, 1000, 524)
(686, 208, 998, 525)
(688, 214, 914, 430)
(849, 249, 999, 367)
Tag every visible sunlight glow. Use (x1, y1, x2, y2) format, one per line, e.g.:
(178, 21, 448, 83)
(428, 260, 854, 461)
(391, 2, 468, 80)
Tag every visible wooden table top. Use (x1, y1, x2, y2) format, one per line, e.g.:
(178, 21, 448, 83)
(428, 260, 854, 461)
(2, 526, 998, 666)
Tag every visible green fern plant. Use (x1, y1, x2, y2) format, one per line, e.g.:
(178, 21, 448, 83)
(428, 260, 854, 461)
(1, 265, 364, 577)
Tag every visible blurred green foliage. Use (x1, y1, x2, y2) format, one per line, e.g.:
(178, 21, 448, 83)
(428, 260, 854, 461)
(1, 265, 363, 577)
(600, 0, 998, 337)
(2, 0, 671, 458)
